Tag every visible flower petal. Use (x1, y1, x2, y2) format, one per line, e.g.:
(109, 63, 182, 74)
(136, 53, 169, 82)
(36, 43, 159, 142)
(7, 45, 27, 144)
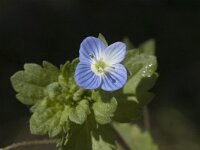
(103, 42, 126, 65)
(75, 63, 101, 89)
(79, 37, 106, 63)
(101, 64, 127, 91)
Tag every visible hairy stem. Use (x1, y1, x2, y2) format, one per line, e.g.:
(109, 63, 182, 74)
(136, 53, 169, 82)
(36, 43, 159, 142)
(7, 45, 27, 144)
(0, 139, 57, 150)
(143, 105, 151, 131)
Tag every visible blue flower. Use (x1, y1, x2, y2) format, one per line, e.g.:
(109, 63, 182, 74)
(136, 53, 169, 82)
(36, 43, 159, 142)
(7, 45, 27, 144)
(75, 36, 127, 91)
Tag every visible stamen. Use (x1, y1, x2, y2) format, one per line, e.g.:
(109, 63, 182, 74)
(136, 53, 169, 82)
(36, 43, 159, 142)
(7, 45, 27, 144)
(91, 60, 110, 76)
(110, 66, 115, 69)
(97, 68, 104, 73)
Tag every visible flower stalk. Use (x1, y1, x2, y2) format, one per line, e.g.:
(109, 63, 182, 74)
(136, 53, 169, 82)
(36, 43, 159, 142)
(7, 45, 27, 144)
(0, 139, 57, 150)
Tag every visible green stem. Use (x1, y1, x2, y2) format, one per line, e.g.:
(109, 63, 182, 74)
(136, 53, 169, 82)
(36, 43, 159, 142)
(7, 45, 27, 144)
(0, 139, 57, 150)
(143, 105, 151, 131)
(111, 125, 131, 150)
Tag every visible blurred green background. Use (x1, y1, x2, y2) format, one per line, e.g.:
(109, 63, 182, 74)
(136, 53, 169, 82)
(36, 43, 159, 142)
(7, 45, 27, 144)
(0, 0, 200, 150)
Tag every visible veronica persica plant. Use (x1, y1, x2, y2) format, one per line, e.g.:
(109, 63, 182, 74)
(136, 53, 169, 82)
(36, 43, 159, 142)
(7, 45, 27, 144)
(10, 34, 158, 150)
(75, 37, 127, 91)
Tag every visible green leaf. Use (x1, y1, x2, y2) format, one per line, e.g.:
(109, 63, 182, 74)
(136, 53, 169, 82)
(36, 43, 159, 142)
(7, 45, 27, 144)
(123, 37, 135, 50)
(69, 99, 91, 124)
(139, 39, 156, 55)
(98, 33, 108, 46)
(61, 59, 79, 81)
(62, 116, 116, 150)
(92, 99, 117, 124)
(30, 98, 70, 137)
(124, 52, 157, 77)
(59, 58, 79, 90)
(114, 48, 158, 122)
(62, 123, 92, 150)
(122, 52, 157, 98)
(92, 125, 116, 150)
(73, 88, 87, 101)
(123, 48, 140, 65)
(60, 61, 70, 79)
(45, 82, 63, 100)
(10, 61, 59, 105)
(113, 98, 140, 123)
(114, 123, 158, 150)
(136, 73, 158, 106)
(92, 90, 117, 124)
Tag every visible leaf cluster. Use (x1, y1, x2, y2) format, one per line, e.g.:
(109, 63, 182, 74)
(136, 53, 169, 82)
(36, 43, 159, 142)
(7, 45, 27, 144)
(10, 34, 158, 150)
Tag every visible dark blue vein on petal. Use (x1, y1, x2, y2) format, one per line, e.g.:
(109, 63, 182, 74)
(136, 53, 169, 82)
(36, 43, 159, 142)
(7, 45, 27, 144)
(85, 74, 100, 89)
(77, 71, 94, 84)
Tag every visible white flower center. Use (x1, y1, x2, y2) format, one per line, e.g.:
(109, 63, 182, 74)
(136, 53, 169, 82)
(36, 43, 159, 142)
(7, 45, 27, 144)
(89, 53, 115, 76)
(91, 59, 108, 76)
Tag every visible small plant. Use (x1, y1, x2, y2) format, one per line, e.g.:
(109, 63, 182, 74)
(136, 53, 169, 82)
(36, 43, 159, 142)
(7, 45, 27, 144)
(7, 34, 158, 150)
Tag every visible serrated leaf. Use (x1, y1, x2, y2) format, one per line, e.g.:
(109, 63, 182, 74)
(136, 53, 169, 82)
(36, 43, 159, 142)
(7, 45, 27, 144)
(59, 58, 79, 90)
(69, 99, 91, 124)
(92, 90, 117, 124)
(114, 123, 158, 150)
(45, 82, 63, 100)
(61, 59, 78, 81)
(139, 39, 155, 55)
(73, 88, 87, 101)
(11, 61, 59, 105)
(30, 98, 70, 137)
(92, 99, 117, 125)
(60, 61, 70, 79)
(98, 33, 108, 46)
